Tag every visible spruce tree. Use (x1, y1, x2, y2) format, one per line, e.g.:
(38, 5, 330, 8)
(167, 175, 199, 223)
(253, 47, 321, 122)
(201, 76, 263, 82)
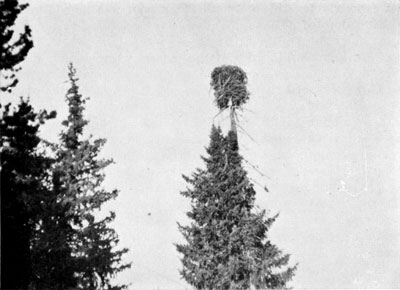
(53, 63, 130, 290)
(0, 0, 34, 92)
(29, 185, 78, 290)
(29, 144, 78, 290)
(1, 99, 55, 289)
(177, 66, 296, 289)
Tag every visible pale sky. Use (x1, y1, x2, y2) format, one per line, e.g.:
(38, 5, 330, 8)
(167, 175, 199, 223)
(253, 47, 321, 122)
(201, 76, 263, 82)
(5, 0, 400, 289)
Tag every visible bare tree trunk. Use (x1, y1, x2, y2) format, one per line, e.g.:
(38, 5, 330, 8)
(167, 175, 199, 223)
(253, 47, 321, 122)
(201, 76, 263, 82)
(230, 105, 237, 135)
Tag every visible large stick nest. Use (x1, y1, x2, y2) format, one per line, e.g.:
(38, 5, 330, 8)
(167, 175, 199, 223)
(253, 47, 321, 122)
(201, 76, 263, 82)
(210, 65, 249, 110)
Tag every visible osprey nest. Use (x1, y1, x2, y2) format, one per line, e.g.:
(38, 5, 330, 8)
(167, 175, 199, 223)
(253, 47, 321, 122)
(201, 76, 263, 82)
(210, 65, 249, 110)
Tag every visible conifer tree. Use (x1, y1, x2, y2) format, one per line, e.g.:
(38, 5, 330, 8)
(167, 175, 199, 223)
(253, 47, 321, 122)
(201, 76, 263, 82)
(0, 0, 34, 92)
(177, 66, 296, 289)
(29, 186, 78, 290)
(53, 63, 130, 290)
(1, 99, 55, 289)
(29, 145, 78, 290)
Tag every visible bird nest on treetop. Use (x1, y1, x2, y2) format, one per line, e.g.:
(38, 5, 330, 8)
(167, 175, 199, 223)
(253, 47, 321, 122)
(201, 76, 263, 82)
(211, 65, 249, 110)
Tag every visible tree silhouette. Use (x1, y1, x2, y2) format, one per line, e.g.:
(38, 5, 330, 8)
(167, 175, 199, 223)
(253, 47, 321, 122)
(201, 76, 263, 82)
(1, 99, 55, 289)
(0, 0, 33, 92)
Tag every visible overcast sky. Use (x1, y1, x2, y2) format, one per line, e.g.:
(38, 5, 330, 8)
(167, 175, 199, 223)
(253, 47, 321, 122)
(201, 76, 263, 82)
(6, 0, 400, 289)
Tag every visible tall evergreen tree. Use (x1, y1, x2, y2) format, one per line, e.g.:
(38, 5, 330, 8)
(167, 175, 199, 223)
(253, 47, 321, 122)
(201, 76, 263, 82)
(53, 63, 130, 290)
(1, 99, 55, 290)
(29, 185, 78, 290)
(0, 0, 33, 92)
(177, 127, 296, 290)
(177, 66, 296, 289)
(29, 144, 78, 289)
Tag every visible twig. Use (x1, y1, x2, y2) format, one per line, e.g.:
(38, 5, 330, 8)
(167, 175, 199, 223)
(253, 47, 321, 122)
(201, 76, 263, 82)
(212, 110, 224, 122)
(236, 122, 257, 143)
(243, 158, 271, 180)
(249, 177, 269, 193)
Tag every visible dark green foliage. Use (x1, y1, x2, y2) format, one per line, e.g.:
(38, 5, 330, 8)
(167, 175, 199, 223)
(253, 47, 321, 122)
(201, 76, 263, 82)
(1, 99, 55, 290)
(52, 63, 131, 290)
(177, 126, 296, 289)
(0, 0, 33, 92)
(210, 65, 249, 110)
